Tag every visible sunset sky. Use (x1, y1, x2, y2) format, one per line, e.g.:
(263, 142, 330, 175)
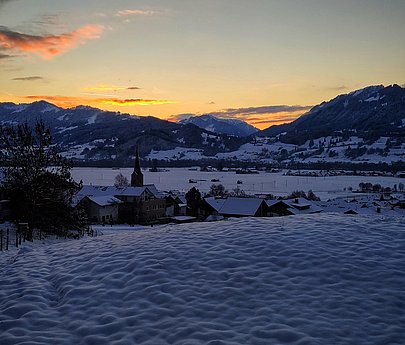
(0, 0, 404, 129)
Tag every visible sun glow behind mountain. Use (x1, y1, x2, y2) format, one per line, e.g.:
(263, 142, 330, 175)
(0, 0, 404, 130)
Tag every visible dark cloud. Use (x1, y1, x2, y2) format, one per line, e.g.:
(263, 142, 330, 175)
(0, 52, 14, 59)
(327, 85, 348, 91)
(0, 0, 17, 8)
(250, 116, 300, 125)
(207, 105, 312, 119)
(169, 105, 312, 123)
(170, 113, 193, 122)
(127, 86, 141, 90)
(12, 76, 44, 81)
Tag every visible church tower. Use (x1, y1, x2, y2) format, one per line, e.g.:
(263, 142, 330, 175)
(131, 146, 144, 187)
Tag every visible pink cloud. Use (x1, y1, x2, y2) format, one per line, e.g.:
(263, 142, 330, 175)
(0, 24, 104, 60)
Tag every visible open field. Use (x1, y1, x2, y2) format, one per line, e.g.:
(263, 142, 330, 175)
(72, 167, 404, 199)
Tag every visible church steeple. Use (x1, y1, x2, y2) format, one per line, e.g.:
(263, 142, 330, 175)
(131, 146, 143, 187)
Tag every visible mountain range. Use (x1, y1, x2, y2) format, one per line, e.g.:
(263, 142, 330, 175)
(0, 101, 242, 164)
(260, 84, 405, 144)
(180, 114, 258, 137)
(0, 84, 404, 165)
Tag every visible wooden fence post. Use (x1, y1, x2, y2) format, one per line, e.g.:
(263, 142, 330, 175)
(6, 228, 9, 251)
(0, 229, 3, 251)
(16, 229, 18, 248)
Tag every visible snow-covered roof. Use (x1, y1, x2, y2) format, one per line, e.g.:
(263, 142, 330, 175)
(283, 198, 323, 214)
(265, 199, 289, 207)
(204, 197, 227, 212)
(117, 186, 149, 197)
(86, 196, 122, 207)
(144, 184, 164, 198)
(176, 195, 187, 204)
(74, 184, 163, 204)
(218, 197, 266, 216)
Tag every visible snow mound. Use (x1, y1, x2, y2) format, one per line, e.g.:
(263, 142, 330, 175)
(1, 215, 404, 344)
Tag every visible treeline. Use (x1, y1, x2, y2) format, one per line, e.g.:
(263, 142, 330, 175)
(71, 157, 405, 174)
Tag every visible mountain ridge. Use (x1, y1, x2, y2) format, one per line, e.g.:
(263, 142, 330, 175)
(260, 84, 405, 144)
(0, 101, 243, 163)
(180, 114, 258, 137)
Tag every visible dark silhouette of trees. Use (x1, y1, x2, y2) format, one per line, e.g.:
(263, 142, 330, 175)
(0, 120, 86, 235)
(186, 187, 202, 217)
(209, 183, 227, 197)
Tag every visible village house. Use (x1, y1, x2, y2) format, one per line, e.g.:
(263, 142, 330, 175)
(76, 147, 166, 224)
(284, 198, 324, 215)
(164, 193, 187, 217)
(265, 199, 294, 216)
(79, 195, 122, 223)
(202, 196, 270, 218)
(201, 196, 324, 220)
(117, 186, 166, 224)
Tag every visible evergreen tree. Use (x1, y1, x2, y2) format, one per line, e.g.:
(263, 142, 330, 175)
(0, 120, 86, 235)
(185, 187, 202, 217)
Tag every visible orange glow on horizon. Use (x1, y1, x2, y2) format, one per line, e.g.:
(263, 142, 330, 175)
(101, 98, 176, 106)
(7, 94, 176, 110)
(0, 94, 306, 130)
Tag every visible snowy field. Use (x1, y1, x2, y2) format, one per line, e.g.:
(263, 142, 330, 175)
(72, 167, 404, 199)
(1, 215, 405, 345)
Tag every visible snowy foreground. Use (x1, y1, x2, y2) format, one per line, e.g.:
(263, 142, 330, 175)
(1, 215, 405, 345)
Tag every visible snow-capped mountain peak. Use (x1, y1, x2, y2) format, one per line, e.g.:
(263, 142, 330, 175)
(180, 114, 258, 137)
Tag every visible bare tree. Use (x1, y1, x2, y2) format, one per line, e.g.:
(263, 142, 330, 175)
(114, 172, 129, 188)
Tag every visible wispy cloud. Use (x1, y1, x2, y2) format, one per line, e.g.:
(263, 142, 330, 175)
(209, 105, 312, 119)
(169, 105, 312, 122)
(169, 105, 312, 129)
(116, 9, 157, 17)
(327, 85, 348, 92)
(20, 95, 175, 108)
(81, 84, 142, 92)
(0, 24, 104, 60)
(81, 84, 127, 92)
(12, 76, 44, 81)
(101, 98, 175, 106)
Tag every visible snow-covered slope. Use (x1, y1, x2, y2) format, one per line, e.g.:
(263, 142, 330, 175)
(0, 101, 242, 162)
(1, 215, 404, 344)
(181, 114, 258, 137)
(260, 84, 405, 144)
